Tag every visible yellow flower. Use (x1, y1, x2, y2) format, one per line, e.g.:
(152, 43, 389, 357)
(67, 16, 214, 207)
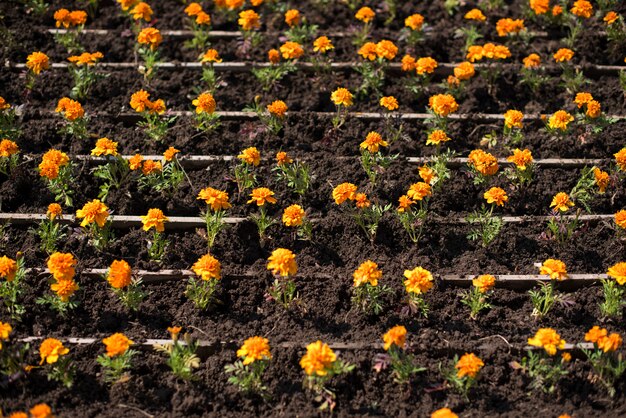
(380, 96, 398, 111)
(47, 252, 76, 281)
(416, 57, 438, 75)
(197, 187, 231, 211)
(247, 187, 277, 206)
(54, 9, 87, 28)
(464, 8, 486, 21)
(360, 131, 388, 153)
(397, 195, 414, 213)
(403, 266, 434, 294)
(55, 97, 84, 121)
(141, 159, 162, 175)
(484, 187, 508, 206)
(353, 260, 381, 287)
(280, 41, 304, 60)
(195, 11, 211, 25)
(51, 278, 78, 301)
(496, 18, 525, 37)
(586, 100, 601, 118)
(585, 325, 608, 344)
(598, 333, 622, 353)
(29, 404, 54, 418)
(571, 0, 593, 18)
(574, 92, 593, 108)
(300, 340, 336, 376)
(504, 109, 523, 129)
(468, 149, 498, 176)
(224, 0, 244, 9)
(267, 248, 297, 277)
(426, 129, 451, 146)
(530, 0, 549, 14)
(0, 96, 9, 111)
(130, 90, 152, 112)
(238, 9, 260, 31)
(332, 182, 357, 204)
(466, 45, 484, 62)
(428, 94, 458, 117)
(593, 167, 609, 193)
(117, 0, 140, 11)
(67, 51, 103, 66)
(548, 110, 574, 131)
(47, 203, 62, 220)
(184, 2, 202, 16)
(550, 192, 574, 212)
(39, 149, 69, 180)
(431, 408, 458, 418)
(552, 5, 563, 16)
(383, 325, 406, 350)
(527, 328, 566, 356)
(615, 148, 626, 171)
(523, 53, 541, 68)
(0, 321, 12, 347)
(192, 254, 221, 281)
(473, 274, 496, 293)
(417, 166, 435, 185)
(331, 87, 353, 107)
(282, 204, 305, 227)
(355, 192, 370, 209)
(615, 210, 626, 229)
(107, 259, 132, 289)
(401, 55, 416, 72)
(608, 262, 626, 285)
(407, 182, 432, 201)
(284, 9, 300, 27)
(237, 336, 271, 365)
(137, 27, 162, 50)
(39, 338, 69, 364)
(238, 147, 261, 166)
(454, 61, 475, 80)
(268, 49, 280, 64)
(141, 208, 168, 232)
(0, 139, 17, 159)
(561, 353, 572, 363)
(455, 352, 484, 378)
(130, 2, 152, 21)
(604, 11, 619, 25)
(267, 100, 288, 117)
(201, 49, 222, 63)
(163, 146, 180, 162)
(355, 6, 375, 23)
(553, 48, 574, 63)
(0, 256, 17, 282)
(539, 259, 568, 281)
(193, 92, 216, 114)
(313, 36, 334, 53)
(276, 151, 292, 166)
(507, 148, 533, 170)
(76, 199, 109, 228)
(375, 40, 398, 60)
(91, 137, 118, 157)
(405, 13, 424, 30)
(358, 42, 378, 61)
(102, 333, 133, 357)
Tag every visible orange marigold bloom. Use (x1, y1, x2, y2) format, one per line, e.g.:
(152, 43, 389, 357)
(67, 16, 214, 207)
(128, 154, 143, 170)
(333, 182, 357, 204)
(313, 36, 334, 53)
(464, 8, 486, 21)
(615, 148, 626, 171)
(225, 0, 244, 9)
(107, 259, 132, 289)
(163, 146, 179, 162)
(130, 2, 152, 21)
(192, 254, 221, 281)
(55, 9, 86, 27)
(571, 0, 593, 18)
(383, 325, 406, 350)
(574, 92, 594, 108)
(496, 18, 525, 37)
(355, 6, 375, 23)
(0, 256, 17, 282)
(91, 137, 118, 157)
(103, 333, 133, 357)
(404, 266, 434, 294)
(268, 48, 280, 64)
(550, 192, 574, 212)
(55, 97, 84, 121)
(397, 195, 415, 213)
(431, 408, 458, 418)
(608, 262, 626, 285)
(405, 13, 424, 30)
(201, 49, 222, 63)
(280, 41, 304, 59)
(548, 110, 574, 131)
(407, 182, 432, 201)
(184, 2, 202, 16)
(504, 109, 524, 129)
(238, 9, 260, 31)
(552, 5, 563, 16)
(47, 252, 76, 281)
(454, 61, 475, 80)
(0, 321, 11, 342)
(426, 129, 451, 145)
(39, 149, 69, 180)
(604, 11, 619, 25)
(473, 274, 496, 293)
(137, 27, 162, 50)
(456, 352, 484, 378)
(484, 187, 508, 206)
(267, 100, 288, 117)
(248, 187, 277, 206)
(69, 10, 87, 25)
(360, 131, 388, 153)
(468, 149, 498, 176)
(29, 404, 54, 418)
(523, 53, 541, 68)
(267, 248, 297, 276)
(331, 87, 353, 107)
(355, 192, 370, 209)
(237, 336, 271, 365)
(416, 56, 437, 75)
(353, 260, 381, 287)
(118, 0, 140, 11)
(47, 203, 62, 220)
(358, 42, 378, 61)
(528, 328, 566, 356)
(593, 167, 609, 193)
(68, 51, 104, 66)
(598, 333, 622, 352)
(507, 148, 533, 170)
(197, 187, 231, 211)
(401, 54, 416, 72)
(0, 96, 9, 111)
(0, 139, 19, 157)
(585, 325, 608, 344)
(142, 159, 162, 174)
(380, 96, 398, 111)
(540, 259, 568, 281)
(485, 43, 511, 59)
(429, 94, 458, 117)
(141, 208, 168, 232)
(284, 9, 300, 27)
(282, 204, 305, 227)
(193, 92, 216, 114)
(376, 40, 398, 60)
(238, 146, 260, 166)
(300, 340, 336, 376)
(39, 338, 69, 365)
(553, 48, 574, 63)
(529, 0, 549, 14)
(76, 199, 109, 228)
(419, 165, 435, 184)
(51, 277, 79, 302)
(195, 11, 211, 25)
(276, 151, 292, 165)
(130, 90, 152, 112)
(466, 45, 484, 62)
(586, 100, 601, 118)
(615, 210, 626, 230)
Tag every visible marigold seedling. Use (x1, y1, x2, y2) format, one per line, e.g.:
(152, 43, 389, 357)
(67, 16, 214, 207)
(583, 325, 626, 397)
(154, 327, 200, 381)
(39, 337, 74, 387)
(225, 336, 271, 394)
(441, 352, 484, 400)
(375, 326, 425, 384)
(521, 328, 569, 393)
(97, 333, 136, 384)
(0, 255, 26, 321)
(36, 252, 79, 317)
(186, 254, 221, 310)
(351, 260, 392, 315)
(105, 259, 145, 311)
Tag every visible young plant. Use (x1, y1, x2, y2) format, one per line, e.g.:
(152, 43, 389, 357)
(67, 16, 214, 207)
(187, 254, 221, 310)
(546, 192, 578, 244)
(197, 186, 231, 249)
(583, 326, 626, 397)
(237, 9, 262, 49)
(33, 204, 66, 254)
(25, 51, 50, 90)
(225, 336, 271, 393)
(90, 137, 130, 201)
(426, 94, 458, 132)
(105, 259, 145, 311)
(456, 9, 486, 51)
(76, 199, 112, 250)
(199, 49, 222, 93)
(233, 147, 260, 194)
(521, 328, 569, 393)
(128, 1, 153, 33)
(505, 148, 534, 187)
(21, 0, 49, 15)
(299, 340, 355, 411)
(266, 248, 298, 309)
(55, 97, 88, 140)
(248, 187, 278, 242)
(403, 266, 434, 317)
(334, 184, 390, 244)
(0, 255, 26, 321)
(282, 204, 312, 241)
(402, 13, 424, 44)
(311, 36, 334, 76)
(442, 353, 484, 400)
(573, 93, 616, 133)
(192, 92, 220, 132)
(67, 51, 104, 99)
(0, 322, 30, 385)
(602, 263, 626, 318)
(461, 274, 496, 320)
(129, 90, 175, 142)
(330, 87, 353, 130)
(501, 109, 524, 145)
(97, 333, 136, 384)
(445, 61, 476, 97)
(252, 49, 297, 92)
(183, 3, 212, 53)
(553, 48, 588, 95)
(378, 96, 404, 144)
(53, 9, 87, 53)
(139, 208, 169, 262)
(353, 7, 375, 46)
(245, 99, 288, 135)
(0, 139, 20, 177)
(529, 259, 569, 318)
(0, 97, 21, 140)
(272, 152, 311, 197)
(520, 53, 548, 94)
(154, 327, 200, 380)
(39, 150, 74, 207)
(137, 148, 185, 196)
(351, 260, 392, 315)
(467, 149, 499, 185)
(355, 40, 397, 96)
(38, 338, 74, 387)
(467, 187, 507, 247)
(466, 43, 511, 94)
(565, 1, 593, 47)
(136, 27, 162, 81)
(36, 252, 79, 317)
(359, 131, 396, 185)
(375, 326, 425, 384)
(405, 56, 438, 98)
(396, 180, 432, 244)
(284, 9, 318, 43)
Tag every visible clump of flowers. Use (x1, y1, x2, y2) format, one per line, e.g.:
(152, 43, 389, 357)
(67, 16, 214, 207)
(248, 187, 278, 242)
(601, 262, 626, 318)
(359, 131, 396, 185)
(137, 27, 162, 80)
(403, 55, 438, 97)
(197, 186, 231, 249)
(0, 254, 26, 321)
(140, 208, 169, 261)
(187, 254, 221, 310)
(97, 333, 136, 384)
(396, 181, 432, 244)
(374, 326, 425, 384)
(55, 97, 88, 140)
(36, 252, 79, 316)
(506, 148, 534, 186)
(300, 340, 354, 411)
(351, 260, 392, 315)
(105, 259, 145, 311)
(233, 146, 260, 193)
(355, 39, 398, 96)
(467, 149, 498, 185)
(39, 149, 74, 207)
(466, 43, 511, 93)
(183, 2, 212, 52)
(252, 48, 297, 92)
(573, 92, 615, 133)
(529, 259, 569, 318)
(330, 87, 353, 129)
(496, 18, 527, 41)
(192, 91, 220, 132)
(521, 328, 569, 393)
(282, 203, 312, 240)
(225, 336, 271, 393)
(461, 274, 496, 319)
(67, 51, 104, 99)
(583, 326, 625, 397)
(467, 187, 507, 247)
(403, 266, 434, 316)
(443, 353, 484, 399)
(154, 326, 200, 380)
(39, 338, 74, 387)
(446, 61, 476, 96)
(129, 90, 174, 142)
(272, 151, 311, 197)
(53, 9, 87, 53)
(25, 51, 50, 90)
(76, 199, 112, 250)
(266, 248, 299, 309)
(136, 147, 185, 196)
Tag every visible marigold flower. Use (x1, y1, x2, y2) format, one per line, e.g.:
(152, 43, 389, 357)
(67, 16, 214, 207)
(484, 43, 511, 60)
(431, 408, 458, 418)
(403, 266, 434, 294)
(238, 9, 260, 30)
(47, 252, 75, 282)
(550, 192, 574, 212)
(540, 259, 568, 281)
(428, 94, 458, 117)
(55, 97, 84, 121)
(267, 248, 297, 277)
(405, 13, 424, 30)
(9, 412, 28, 418)
(190, 92, 216, 115)
(91, 137, 118, 157)
(140, 208, 168, 232)
(197, 187, 231, 211)
(397, 195, 414, 213)
(615, 210, 626, 229)
(142, 159, 162, 175)
(552, 5, 563, 16)
(426, 129, 450, 146)
(237, 147, 260, 166)
(528, 328, 566, 355)
(268, 49, 280, 64)
(267, 100, 288, 117)
(586, 100, 601, 118)
(248, 187, 277, 206)
(407, 182, 432, 201)
(332, 182, 357, 204)
(67, 51, 103, 66)
(280, 41, 304, 59)
(419, 165, 435, 184)
(331, 88, 353, 107)
(468, 149, 498, 176)
(376, 40, 398, 60)
(284, 9, 300, 27)
(473, 274, 496, 293)
(39, 149, 69, 180)
(353, 260, 381, 287)
(137, 27, 162, 50)
(237, 336, 271, 365)
(507, 148, 533, 170)
(192, 254, 221, 281)
(130, 90, 152, 113)
(0, 321, 11, 342)
(571, 0, 593, 18)
(585, 325, 608, 344)
(523, 53, 541, 68)
(608, 262, 626, 285)
(464, 8, 486, 21)
(355, 6, 375, 23)
(354, 193, 370, 209)
(300, 340, 336, 376)
(604, 11, 619, 25)
(313, 36, 334, 53)
(195, 11, 211, 25)
(454, 61, 475, 80)
(529, 0, 549, 14)
(201, 49, 222, 63)
(55, 9, 86, 28)
(184, 2, 202, 16)
(29, 404, 53, 418)
(358, 42, 378, 61)
(224, 0, 244, 9)
(401, 55, 416, 72)
(548, 110, 574, 131)
(616, 148, 626, 171)
(118, 0, 140, 11)
(466, 45, 484, 62)
(0, 256, 17, 282)
(163, 147, 179, 162)
(574, 92, 593, 108)
(39, 338, 69, 365)
(380, 96, 398, 111)
(553, 48, 574, 63)
(598, 333, 623, 352)
(456, 352, 484, 378)
(0, 96, 9, 111)
(130, 2, 152, 21)
(276, 151, 292, 165)
(416, 56, 438, 75)
(76, 199, 109, 228)
(0, 139, 18, 158)
(496, 18, 525, 37)
(383, 325, 406, 350)
(103, 333, 133, 357)
(167, 326, 182, 338)
(107, 259, 132, 289)
(52, 282, 78, 303)
(593, 168, 609, 193)
(484, 187, 508, 206)
(360, 131, 388, 153)
(47, 203, 62, 220)
(282, 204, 305, 227)
(503, 109, 523, 129)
